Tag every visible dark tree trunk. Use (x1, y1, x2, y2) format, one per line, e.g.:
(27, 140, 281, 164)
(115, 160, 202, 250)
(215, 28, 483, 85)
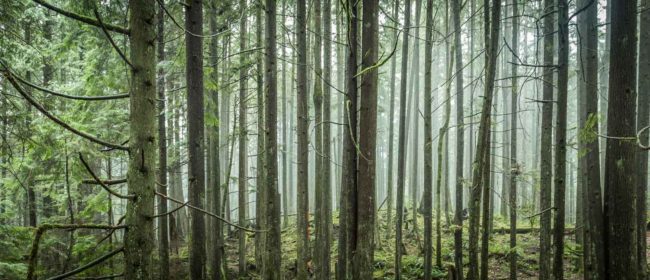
(423, 0, 434, 278)
(237, 0, 248, 275)
(156, 2, 169, 279)
(185, 0, 206, 278)
(255, 3, 266, 272)
(636, 0, 650, 278)
(604, 0, 639, 278)
(509, 0, 518, 278)
(452, 0, 465, 276)
(296, 0, 310, 277)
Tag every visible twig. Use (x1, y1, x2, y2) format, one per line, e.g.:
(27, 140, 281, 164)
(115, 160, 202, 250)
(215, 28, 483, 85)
(79, 153, 135, 199)
(152, 201, 189, 218)
(2, 70, 128, 150)
(155, 191, 264, 233)
(46, 247, 124, 280)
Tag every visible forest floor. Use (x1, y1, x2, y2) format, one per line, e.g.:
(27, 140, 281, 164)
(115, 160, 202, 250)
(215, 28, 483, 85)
(214, 211, 585, 280)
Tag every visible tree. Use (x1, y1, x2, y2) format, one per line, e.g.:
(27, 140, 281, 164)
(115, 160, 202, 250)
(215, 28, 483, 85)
(124, 0, 156, 278)
(509, 0, 519, 278)
(604, 0, 638, 278)
(423, 0, 434, 278)
(468, 0, 500, 278)
(395, 0, 412, 277)
(538, 0, 554, 277)
(386, 0, 400, 233)
(296, 0, 310, 277)
(636, 0, 650, 277)
(185, 0, 206, 278)
(255, 1, 266, 271)
(237, 0, 248, 275)
(452, 0, 465, 276)
(355, 0, 378, 277)
(552, 0, 569, 278)
(156, 2, 169, 279)
(263, 0, 281, 278)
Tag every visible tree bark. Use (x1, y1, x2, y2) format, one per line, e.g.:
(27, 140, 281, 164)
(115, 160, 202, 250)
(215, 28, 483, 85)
(156, 2, 169, 279)
(605, 0, 639, 278)
(509, 0, 518, 278)
(452, 0, 465, 276)
(124, 1, 156, 278)
(636, 0, 650, 278)
(296, 0, 310, 277)
(423, 0, 434, 278)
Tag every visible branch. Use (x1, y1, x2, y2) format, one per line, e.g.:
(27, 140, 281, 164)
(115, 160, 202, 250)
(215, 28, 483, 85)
(27, 224, 127, 280)
(638, 125, 650, 150)
(155, 191, 264, 233)
(156, 0, 230, 38)
(151, 201, 189, 218)
(525, 207, 557, 219)
(8, 68, 129, 100)
(32, 0, 129, 35)
(93, 8, 134, 69)
(2, 71, 129, 150)
(79, 153, 135, 199)
(81, 178, 127, 185)
(46, 248, 124, 280)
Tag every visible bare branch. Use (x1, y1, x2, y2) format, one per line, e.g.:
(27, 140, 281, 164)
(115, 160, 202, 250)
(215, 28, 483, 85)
(46, 247, 124, 280)
(81, 178, 127, 185)
(93, 8, 134, 69)
(79, 153, 135, 199)
(8, 68, 129, 100)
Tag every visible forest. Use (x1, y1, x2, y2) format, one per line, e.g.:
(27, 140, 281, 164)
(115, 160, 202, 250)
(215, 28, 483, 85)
(0, 0, 647, 279)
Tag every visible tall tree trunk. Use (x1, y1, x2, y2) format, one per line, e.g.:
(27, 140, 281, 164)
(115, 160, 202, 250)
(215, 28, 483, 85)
(312, 0, 326, 276)
(509, 0, 518, 278)
(156, 3, 169, 278)
(186, 0, 206, 278)
(407, 0, 422, 242)
(605, 0, 639, 278)
(281, 0, 290, 228)
(255, 3, 266, 272)
(208, 1, 224, 278)
(320, 0, 333, 276)
(296, 0, 311, 277)
(468, 0, 500, 278)
(237, 0, 248, 275)
(637, 0, 650, 278)
(386, 0, 400, 234)
(480, 121, 492, 280)
(423, 0, 434, 278)
(538, 0, 554, 277)
(124, 0, 156, 278)
(552, 0, 569, 278)
(452, 0, 465, 276)
(395, 0, 412, 277)
(263, 0, 282, 278)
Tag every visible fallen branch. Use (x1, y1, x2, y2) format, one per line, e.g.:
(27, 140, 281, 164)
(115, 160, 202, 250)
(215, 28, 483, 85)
(27, 224, 126, 280)
(155, 191, 264, 233)
(46, 247, 124, 280)
(79, 153, 134, 199)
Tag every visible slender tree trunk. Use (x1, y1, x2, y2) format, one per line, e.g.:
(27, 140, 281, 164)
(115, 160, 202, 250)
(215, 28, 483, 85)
(263, 1, 282, 278)
(423, 0, 434, 278)
(237, 0, 248, 275)
(386, 0, 400, 235)
(637, 0, 650, 278)
(468, 0, 500, 278)
(124, 1, 156, 278)
(395, 0, 412, 277)
(605, 0, 639, 278)
(296, 0, 310, 277)
(320, 0, 333, 276)
(452, 0, 465, 276)
(156, 3, 169, 278)
(480, 121, 492, 280)
(281, 0, 290, 228)
(186, 0, 206, 278)
(539, 0, 555, 277)
(552, 0, 569, 278)
(509, 0, 518, 278)
(255, 3, 267, 272)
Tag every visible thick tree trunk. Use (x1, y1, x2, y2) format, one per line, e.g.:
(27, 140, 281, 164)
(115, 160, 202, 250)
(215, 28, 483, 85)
(605, 0, 639, 278)
(186, 0, 206, 278)
(156, 3, 169, 279)
(124, 1, 156, 278)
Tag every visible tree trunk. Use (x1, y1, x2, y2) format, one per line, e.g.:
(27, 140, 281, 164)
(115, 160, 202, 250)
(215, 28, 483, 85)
(156, 2, 169, 278)
(605, 0, 639, 278)
(124, 1, 156, 278)
(281, 0, 290, 228)
(296, 0, 310, 277)
(255, 3, 266, 272)
(552, 0, 569, 278)
(320, 0, 333, 276)
(637, 0, 650, 278)
(386, 0, 400, 235)
(423, 0, 434, 278)
(186, 0, 206, 278)
(395, 0, 412, 277)
(452, 0, 465, 276)
(509, 0, 518, 278)
(263, 0, 282, 278)
(539, 0, 554, 278)
(237, 0, 248, 276)
(468, 0, 500, 278)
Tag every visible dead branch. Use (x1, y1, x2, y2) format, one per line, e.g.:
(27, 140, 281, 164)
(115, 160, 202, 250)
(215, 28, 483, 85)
(79, 153, 134, 199)
(46, 247, 124, 280)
